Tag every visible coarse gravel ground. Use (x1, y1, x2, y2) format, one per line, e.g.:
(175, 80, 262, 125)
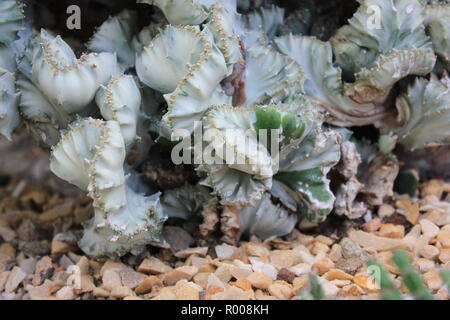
(0, 176, 449, 300)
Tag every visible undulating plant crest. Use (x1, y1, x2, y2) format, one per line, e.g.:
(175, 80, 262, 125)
(0, 0, 450, 258)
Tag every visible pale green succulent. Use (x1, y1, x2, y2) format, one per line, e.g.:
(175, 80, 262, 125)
(12, 29, 119, 145)
(87, 10, 138, 70)
(161, 183, 213, 220)
(424, 2, 450, 71)
(388, 77, 450, 151)
(136, 25, 230, 136)
(199, 102, 341, 222)
(50, 118, 166, 258)
(32, 30, 118, 114)
(331, 0, 436, 104)
(239, 192, 298, 239)
(138, 0, 211, 25)
(0, 0, 23, 44)
(0, 69, 20, 140)
(95, 74, 142, 149)
(274, 35, 386, 126)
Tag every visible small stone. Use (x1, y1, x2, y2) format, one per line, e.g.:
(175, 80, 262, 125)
(231, 247, 249, 263)
(339, 284, 365, 297)
(20, 188, 48, 207)
(192, 272, 210, 289)
(51, 233, 77, 255)
(348, 230, 404, 251)
(0, 271, 11, 292)
(120, 268, 146, 289)
(247, 272, 273, 290)
(419, 219, 440, 238)
(411, 235, 430, 257)
(292, 275, 309, 291)
(29, 280, 55, 300)
(288, 263, 311, 277)
(152, 287, 177, 300)
(362, 218, 381, 232)
(174, 282, 200, 300)
(164, 266, 198, 286)
(438, 249, 450, 263)
(0, 226, 16, 242)
(206, 273, 226, 289)
(422, 210, 442, 225)
(340, 238, 362, 259)
(232, 260, 253, 278)
(245, 243, 270, 257)
(268, 282, 293, 300)
(277, 268, 296, 283)
(312, 258, 335, 276)
(174, 247, 208, 258)
(163, 226, 194, 253)
(56, 286, 75, 300)
(75, 256, 90, 275)
(137, 257, 172, 274)
(420, 179, 444, 199)
(79, 275, 95, 293)
(215, 244, 236, 260)
(230, 278, 252, 291)
(198, 263, 216, 273)
(323, 269, 354, 281)
(19, 258, 36, 275)
(134, 276, 163, 295)
(214, 264, 233, 283)
(33, 256, 54, 286)
(270, 250, 296, 268)
(403, 202, 420, 224)
(378, 204, 395, 219)
(405, 224, 422, 239)
(16, 219, 39, 242)
(111, 286, 134, 299)
(436, 286, 449, 300)
(329, 279, 351, 288)
(39, 201, 74, 225)
(211, 286, 253, 300)
(311, 242, 330, 255)
(124, 296, 143, 300)
(50, 241, 72, 256)
(423, 269, 443, 291)
(0, 219, 7, 228)
(189, 256, 209, 267)
(204, 285, 224, 300)
(414, 258, 435, 273)
(315, 235, 334, 246)
(4, 267, 26, 293)
(296, 234, 315, 246)
(22, 241, 51, 257)
(329, 244, 343, 262)
(322, 281, 339, 298)
(249, 258, 278, 280)
(292, 245, 315, 264)
(437, 230, 450, 248)
(378, 224, 405, 239)
(0, 243, 15, 264)
(93, 287, 110, 298)
(419, 245, 440, 260)
(437, 212, 450, 226)
(102, 269, 122, 291)
(336, 258, 364, 274)
(353, 275, 378, 292)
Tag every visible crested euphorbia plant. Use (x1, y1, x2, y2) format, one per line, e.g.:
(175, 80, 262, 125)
(1, 0, 450, 258)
